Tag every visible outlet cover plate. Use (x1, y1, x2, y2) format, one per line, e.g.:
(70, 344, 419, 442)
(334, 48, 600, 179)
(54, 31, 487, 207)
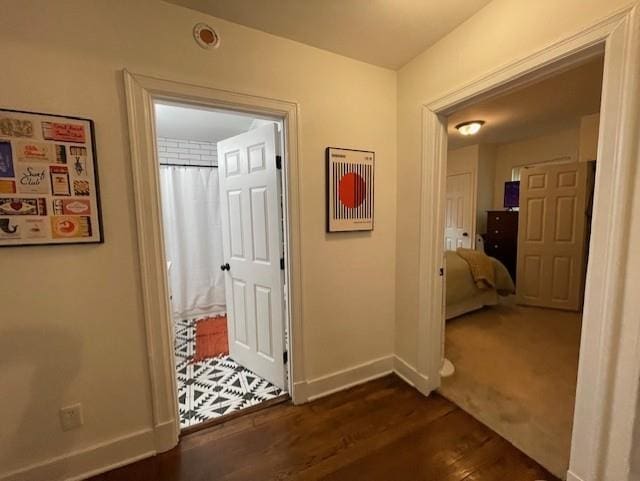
(59, 403, 83, 431)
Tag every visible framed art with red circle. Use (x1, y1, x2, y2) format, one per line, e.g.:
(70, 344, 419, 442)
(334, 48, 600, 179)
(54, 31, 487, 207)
(326, 147, 374, 232)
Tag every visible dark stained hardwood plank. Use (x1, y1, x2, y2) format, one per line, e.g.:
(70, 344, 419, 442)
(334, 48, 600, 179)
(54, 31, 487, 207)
(89, 375, 558, 481)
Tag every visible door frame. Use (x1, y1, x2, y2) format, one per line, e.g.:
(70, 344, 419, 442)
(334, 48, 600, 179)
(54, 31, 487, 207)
(416, 6, 640, 481)
(123, 71, 305, 452)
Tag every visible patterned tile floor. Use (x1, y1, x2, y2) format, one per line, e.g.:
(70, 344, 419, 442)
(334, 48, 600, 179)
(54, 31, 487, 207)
(174, 318, 284, 428)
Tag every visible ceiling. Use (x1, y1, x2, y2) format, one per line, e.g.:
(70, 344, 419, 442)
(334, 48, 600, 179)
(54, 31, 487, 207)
(164, 0, 492, 69)
(448, 56, 605, 149)
(154, 102, 257, 142)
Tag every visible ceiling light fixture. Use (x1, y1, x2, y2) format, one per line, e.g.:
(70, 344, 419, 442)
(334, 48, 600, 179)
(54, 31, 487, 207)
(455, 120, 485, 136)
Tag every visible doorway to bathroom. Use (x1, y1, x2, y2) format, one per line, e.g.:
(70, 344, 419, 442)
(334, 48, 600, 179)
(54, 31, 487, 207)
(154, 101, 290, 430)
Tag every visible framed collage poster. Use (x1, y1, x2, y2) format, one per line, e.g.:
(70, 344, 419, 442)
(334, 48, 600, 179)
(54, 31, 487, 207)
(0, 108, 103, 246)
(326, 147, 374, 232)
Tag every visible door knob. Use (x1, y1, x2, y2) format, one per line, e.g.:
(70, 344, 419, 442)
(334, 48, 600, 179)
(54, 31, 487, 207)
(462, 232, 469, 237)
(220, 263, 230, 271)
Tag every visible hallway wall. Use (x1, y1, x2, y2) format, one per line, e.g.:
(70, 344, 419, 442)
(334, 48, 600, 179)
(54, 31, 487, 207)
(0, 1, 397, 479)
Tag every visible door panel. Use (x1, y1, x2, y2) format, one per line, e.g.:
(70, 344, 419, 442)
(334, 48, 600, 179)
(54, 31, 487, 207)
(444, 172, 473, 250)
(551, 256, 572, 301)
(228, 191, 245, 258)
(525, 197, 545, 242)
(522, 255, 542, 299)
(224, 150, 241, 176)
(218, 123, 286, 389)
(250, 187, 270, 262)
(255, 284, 273, 359)
(232, 279, 248, 345)
(554, 196, 576, 241)
(517, 162, 590, 310)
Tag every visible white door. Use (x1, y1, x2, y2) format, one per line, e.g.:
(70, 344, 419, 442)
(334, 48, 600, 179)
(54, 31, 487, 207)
(444, 172, 473, 250)
(516, 162, 590, 310)
(217, 123, 286, 389)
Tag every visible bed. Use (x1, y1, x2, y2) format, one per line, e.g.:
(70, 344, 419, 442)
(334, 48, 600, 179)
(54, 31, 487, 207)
(445, 249, 515, 320)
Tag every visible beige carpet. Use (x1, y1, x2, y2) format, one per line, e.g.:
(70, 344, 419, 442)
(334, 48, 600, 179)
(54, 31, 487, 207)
(439, 301, 582, 479)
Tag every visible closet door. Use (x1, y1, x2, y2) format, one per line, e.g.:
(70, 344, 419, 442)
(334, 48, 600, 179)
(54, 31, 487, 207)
(217, 124, 286, 390)
(516, 162, 590, 310)
(444, 172, 473, 250)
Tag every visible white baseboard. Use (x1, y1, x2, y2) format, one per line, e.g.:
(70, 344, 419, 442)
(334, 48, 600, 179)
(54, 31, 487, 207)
(566, 471, 585, 481)
(303, 355, 395, 402)
(292, 380, 309, 404)
(294, 355, 434, 403)
(153, 419, 179, 453)
(1, 357, 432, 481)
(393, 355, 432, 395)
(0, 424, 167, 481)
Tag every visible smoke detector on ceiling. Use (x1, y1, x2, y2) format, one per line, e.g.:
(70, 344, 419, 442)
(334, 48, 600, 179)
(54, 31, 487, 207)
(193, 23, 220, 49)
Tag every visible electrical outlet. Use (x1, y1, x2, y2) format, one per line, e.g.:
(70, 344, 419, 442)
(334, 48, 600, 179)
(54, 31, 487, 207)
(59, 403, 83, 431)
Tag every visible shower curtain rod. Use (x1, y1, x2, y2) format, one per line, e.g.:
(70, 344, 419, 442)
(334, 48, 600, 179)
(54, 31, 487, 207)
(160, 163, 218, 168)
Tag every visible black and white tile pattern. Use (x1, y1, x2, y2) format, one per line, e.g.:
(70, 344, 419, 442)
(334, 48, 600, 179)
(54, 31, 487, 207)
(174, 318, 284, 428)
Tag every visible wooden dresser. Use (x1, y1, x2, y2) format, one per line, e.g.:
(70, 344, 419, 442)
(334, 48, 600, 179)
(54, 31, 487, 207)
(484, 210, 519, 283)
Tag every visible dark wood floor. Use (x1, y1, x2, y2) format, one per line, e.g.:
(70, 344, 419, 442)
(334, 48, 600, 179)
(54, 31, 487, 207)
(90, 375, 558, 481)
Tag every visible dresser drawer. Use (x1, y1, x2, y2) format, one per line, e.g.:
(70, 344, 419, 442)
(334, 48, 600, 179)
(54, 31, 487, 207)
(487, 211, 518, 231)
(484, 242, 504, 256)
(486, 227, 516, 241)
(487, 212, 517, 224)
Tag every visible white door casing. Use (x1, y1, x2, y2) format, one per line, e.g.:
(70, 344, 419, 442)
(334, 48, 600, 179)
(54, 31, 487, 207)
(516, 162, 590, 310)
(444, 172, 473, 250)
(125, 71, 304, 459)
(218, 123, 286, 389)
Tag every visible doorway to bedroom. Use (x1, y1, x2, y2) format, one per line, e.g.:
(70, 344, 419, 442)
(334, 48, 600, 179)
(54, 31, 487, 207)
(440, 54, 603, 478)
(154, 101, 289, 430)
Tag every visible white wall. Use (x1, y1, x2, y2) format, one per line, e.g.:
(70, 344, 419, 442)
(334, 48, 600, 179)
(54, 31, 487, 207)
(0, 1, 397, 479)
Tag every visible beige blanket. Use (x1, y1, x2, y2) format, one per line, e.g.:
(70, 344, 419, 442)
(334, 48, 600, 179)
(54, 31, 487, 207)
(445, 250, 515, 308)
(456, 248, 495, 289)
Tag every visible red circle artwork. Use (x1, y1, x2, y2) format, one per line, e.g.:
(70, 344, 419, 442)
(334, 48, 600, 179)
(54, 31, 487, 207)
(339, 172, 366, 208)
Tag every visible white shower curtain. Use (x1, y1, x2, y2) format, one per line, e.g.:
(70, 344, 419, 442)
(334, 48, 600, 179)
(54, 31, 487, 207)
(159, 165, 226, 320)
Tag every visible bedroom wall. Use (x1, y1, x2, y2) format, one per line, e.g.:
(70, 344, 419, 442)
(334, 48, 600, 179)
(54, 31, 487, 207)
(395, 0, 632, 403)
(446, 144, 496, 239)
(492, 127, 580, 209)
(579, 113, 600, 162)
(447, 144, 477, 174)
(476, 144, 496, 234)
(0, 1, 397, 479)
